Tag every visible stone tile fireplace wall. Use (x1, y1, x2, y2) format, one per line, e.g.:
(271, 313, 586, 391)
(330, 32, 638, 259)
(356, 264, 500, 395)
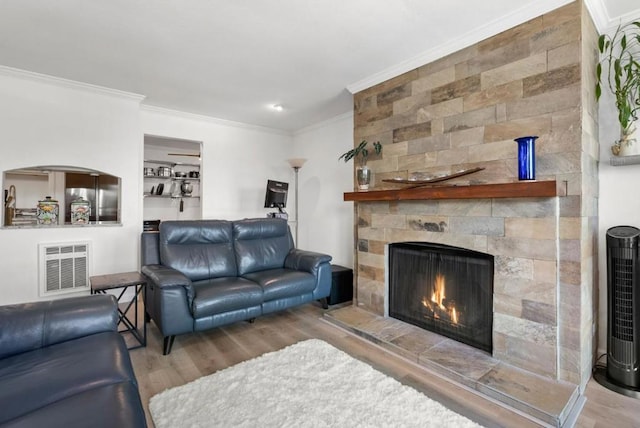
(350, 1, 599, 388)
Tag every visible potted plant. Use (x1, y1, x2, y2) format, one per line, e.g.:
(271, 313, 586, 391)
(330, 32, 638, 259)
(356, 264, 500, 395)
(596, 20, 640, 156)
(339, 140, 382, 190)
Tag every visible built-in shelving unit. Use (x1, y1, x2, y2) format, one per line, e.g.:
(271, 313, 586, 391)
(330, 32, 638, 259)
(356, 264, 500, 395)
(143, 134, 203, 221)
(143, 159, 200, 199)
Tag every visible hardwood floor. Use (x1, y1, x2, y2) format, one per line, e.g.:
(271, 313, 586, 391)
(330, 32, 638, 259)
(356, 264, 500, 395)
(129, 303, 640, 427)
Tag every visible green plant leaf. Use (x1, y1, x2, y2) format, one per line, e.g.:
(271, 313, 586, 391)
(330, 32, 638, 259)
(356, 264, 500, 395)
(339, 140, 379, 165)
(598, 34, 605, 52)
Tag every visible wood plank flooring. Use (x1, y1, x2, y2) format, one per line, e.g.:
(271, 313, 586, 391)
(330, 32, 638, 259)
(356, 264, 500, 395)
(128, 303, 640, 428)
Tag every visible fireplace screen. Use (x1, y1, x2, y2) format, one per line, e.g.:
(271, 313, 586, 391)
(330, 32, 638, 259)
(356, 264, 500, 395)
(388, 242, 494, 353)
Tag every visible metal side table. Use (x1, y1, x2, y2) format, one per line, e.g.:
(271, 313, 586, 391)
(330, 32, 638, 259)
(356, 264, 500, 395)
(90, 271, 147, 350)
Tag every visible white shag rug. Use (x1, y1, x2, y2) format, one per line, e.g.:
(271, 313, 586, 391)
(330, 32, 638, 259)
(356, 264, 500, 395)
(149, 339, 483, 428)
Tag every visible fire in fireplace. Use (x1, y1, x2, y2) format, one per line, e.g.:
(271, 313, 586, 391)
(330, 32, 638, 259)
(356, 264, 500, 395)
(388, 242, 494, 353)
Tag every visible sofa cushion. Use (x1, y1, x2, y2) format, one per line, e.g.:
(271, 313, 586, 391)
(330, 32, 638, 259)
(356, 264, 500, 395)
(160, 220, 237, 281)
(233, 218, 293, 275)
(0, 295, 117, 360)
(0, 332, 138, 425)
(1, 382, 146, 428)
(243, 268, 316, 301)
(192, 277, 263, 318)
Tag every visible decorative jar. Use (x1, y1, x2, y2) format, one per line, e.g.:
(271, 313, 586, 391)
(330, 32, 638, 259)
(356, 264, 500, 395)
(36, 196, 59, 225)
(70, 197, 91, 224)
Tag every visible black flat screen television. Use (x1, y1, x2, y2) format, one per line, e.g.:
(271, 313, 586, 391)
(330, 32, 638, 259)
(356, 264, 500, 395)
(264, 179, 288, 213)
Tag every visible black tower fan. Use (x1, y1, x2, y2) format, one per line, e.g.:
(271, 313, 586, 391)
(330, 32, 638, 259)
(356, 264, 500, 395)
(594, 226, 640, 398)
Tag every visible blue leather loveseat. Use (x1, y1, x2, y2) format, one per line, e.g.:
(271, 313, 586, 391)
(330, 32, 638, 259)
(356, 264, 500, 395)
(0, 295, 146, 428)
(141, 218, 332, 354)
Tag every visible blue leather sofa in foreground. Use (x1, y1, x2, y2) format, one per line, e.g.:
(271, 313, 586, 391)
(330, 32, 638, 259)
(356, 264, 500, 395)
(0, 295, 146, 428)
(141, 218, 332, 354)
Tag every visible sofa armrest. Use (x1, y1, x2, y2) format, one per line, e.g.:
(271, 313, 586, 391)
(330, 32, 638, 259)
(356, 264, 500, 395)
(141, 265, 195, 337)
(141, 264, 195, 304)
(0, 294, 118, 359)
(284, 249, 332, 275)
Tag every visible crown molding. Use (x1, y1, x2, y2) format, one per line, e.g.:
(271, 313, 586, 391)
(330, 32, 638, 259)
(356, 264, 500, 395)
(583, 0, 610, 32)
(0, 65, 145, 101)
(610, 7, 640, 29)
(347, 0, 574, 94)
(140, 104, 292, 136)
(584, 0, 640, 33)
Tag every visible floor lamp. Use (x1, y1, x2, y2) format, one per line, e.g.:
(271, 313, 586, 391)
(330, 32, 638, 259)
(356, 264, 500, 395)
(287, 158, 307, 245)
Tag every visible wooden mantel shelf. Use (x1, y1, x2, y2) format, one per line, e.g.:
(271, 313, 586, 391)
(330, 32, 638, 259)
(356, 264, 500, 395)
(343, 180, 566, 202)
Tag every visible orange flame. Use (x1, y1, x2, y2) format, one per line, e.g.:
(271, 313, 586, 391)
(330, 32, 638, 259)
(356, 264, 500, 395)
(421, 273, 459, 325)
(431, 273, 446, 310)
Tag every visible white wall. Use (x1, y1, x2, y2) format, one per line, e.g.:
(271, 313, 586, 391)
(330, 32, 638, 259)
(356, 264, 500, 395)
(292, 113, 354, 268)
(140, 107, 294, 220)
(0, 70, 144, 304)
(596, 82, 640, 355)
(0, 69, 337, 305)
(594, 11, 640, 356)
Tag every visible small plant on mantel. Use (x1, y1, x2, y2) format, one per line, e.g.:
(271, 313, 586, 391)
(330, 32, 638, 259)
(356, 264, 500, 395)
(596, 20, 640, 156)
(339, 140, 382, 190)
(338, 140, 382, 167)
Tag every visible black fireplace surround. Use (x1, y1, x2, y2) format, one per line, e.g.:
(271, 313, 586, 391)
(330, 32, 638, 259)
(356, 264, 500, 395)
(388, 242, 494, 353)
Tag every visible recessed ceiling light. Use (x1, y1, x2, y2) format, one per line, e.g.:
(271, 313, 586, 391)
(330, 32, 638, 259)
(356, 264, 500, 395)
(271, 104, 284, 112)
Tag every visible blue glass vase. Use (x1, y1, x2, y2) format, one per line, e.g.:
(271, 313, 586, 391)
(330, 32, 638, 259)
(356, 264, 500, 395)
(514, 136, 537, 180)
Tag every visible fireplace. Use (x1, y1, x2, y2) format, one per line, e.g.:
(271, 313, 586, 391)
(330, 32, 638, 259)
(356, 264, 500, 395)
(388, 242, 494, 353)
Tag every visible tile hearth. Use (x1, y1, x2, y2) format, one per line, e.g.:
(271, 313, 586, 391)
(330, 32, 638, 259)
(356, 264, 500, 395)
(324, 305, 584, 427)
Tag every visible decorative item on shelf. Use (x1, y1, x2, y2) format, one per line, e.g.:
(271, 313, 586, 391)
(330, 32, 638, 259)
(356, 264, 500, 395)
(70, 197, 91, 224)
(174, 171, 187, 178)
(143, 167, 156, 177)
(596, 20, 640, 156)
(514, 136, 537, 180)
(4, 185, 16, 226)
(382, 167, 485, 187)
(36, 196, 59, 225)
(180, 181, 193, 196)
(157, 166, 172, 177)
(339, 140, 382, 190)
(169, 182, 179, 198)
(11, 208, 37, 226)
(188, 171, 199, 178)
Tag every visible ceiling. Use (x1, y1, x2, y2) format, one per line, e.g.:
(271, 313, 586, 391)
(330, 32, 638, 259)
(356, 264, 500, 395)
(0, 1, 638, 132)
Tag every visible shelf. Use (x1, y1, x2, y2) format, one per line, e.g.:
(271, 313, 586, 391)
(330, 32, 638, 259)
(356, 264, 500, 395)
(343, 180, 565, 202)
(143, 194, 199, 199)
(610, 155, 640, 166)
(144, 176, 200, 181)
(144, 159, 200, 167)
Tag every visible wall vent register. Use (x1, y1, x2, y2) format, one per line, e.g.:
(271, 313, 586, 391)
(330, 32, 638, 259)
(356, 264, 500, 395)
(39, 241, 90, 296)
